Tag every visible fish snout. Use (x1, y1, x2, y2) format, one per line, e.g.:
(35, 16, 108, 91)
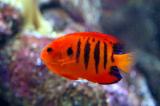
(40, 46, 55, 63)
(40, 48, 46, 62)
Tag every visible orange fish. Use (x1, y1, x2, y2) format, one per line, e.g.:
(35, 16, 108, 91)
(40, 32, 133, 84)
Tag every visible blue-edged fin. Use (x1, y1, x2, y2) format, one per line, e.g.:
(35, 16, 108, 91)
(98, 66, 122, 85)
(114, 53, 133, 73)
(110, 66, 122, 79)
(98, 79, 121, 85)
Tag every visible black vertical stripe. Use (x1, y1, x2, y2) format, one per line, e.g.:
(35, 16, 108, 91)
(94, 41, 100, 73)
(111, 51, 114, 62)
(76, 39, 81, 63)
(84, 38, 90, 69)
(92, 38, 95, 42)
(104, 42, 107, 69)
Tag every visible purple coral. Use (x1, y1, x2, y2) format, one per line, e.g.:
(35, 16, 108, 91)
(0, 2, 22, 46)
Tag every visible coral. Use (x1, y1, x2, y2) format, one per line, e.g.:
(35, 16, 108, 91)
(0, 2, 22, 46)
(1, 0, 53, 35)
(21, 0, 52, 35)
(60, 0, 102, 32)
(0, 0, 158, 106)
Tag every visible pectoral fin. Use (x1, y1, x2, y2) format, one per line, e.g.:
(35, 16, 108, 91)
(60, 59, 76, 66)
(58, 58, 76, 66)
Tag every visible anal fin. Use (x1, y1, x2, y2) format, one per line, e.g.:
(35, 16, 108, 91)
(110, 66, 122, 79)
(97, 66, 122, 85)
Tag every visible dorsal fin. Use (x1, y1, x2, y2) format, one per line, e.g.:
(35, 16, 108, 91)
(65, 32, 119, 43)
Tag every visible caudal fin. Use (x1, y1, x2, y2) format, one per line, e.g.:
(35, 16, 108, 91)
(114, 53, 134, 73)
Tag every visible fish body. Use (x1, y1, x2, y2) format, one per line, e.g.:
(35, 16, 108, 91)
(41, 32, 133, 84)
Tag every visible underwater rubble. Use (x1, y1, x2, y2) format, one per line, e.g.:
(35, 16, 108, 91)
(0, 0, 159, 106)
(0, 2, 22, 47)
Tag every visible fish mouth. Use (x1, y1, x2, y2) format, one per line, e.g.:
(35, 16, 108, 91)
(40, 54, 56, 66)
(40, 49, 46, 61)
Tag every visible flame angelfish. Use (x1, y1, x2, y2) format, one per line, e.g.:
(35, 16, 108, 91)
(41, 32, 133, 84)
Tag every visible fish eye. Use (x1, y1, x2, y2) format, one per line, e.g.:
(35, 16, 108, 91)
(47, 47, 53, 53)
(113, 43, 125, 54)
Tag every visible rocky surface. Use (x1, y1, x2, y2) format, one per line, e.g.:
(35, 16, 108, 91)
(0, 2, 22, 47)
(0, 0, 159, 106)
